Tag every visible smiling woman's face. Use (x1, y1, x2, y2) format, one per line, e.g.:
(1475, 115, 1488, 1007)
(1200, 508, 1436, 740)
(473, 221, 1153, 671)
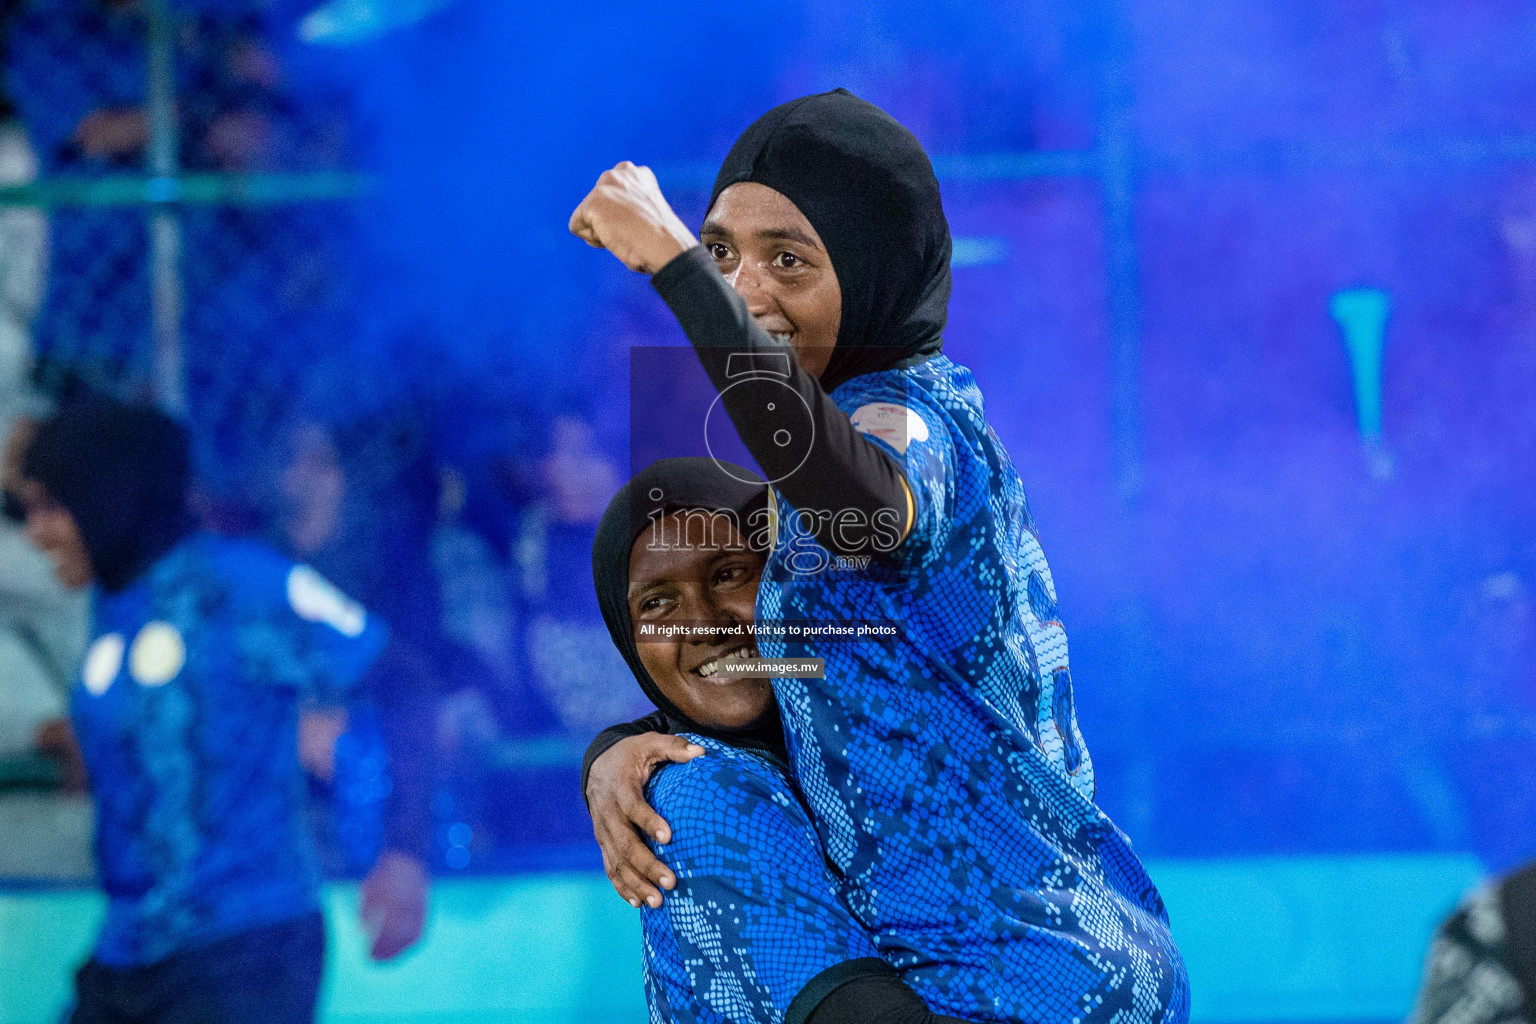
(628, 510, 770, 729)
(701, 182, 841, 382)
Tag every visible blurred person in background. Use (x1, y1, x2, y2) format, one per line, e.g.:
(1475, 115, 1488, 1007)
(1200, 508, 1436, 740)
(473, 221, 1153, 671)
(6, 0, 342, 174)
(434, 464, 516, 683)
(4, 0, 360, 455)
(6, 0, 149, 172)
(0, 414, 88, 775)
(265, 412, 555, 865)
(3, 0, 156, 393)
(15, 398, 431, 1024)
(267, 415, 444, 860)
(0, 17, 46, 400)
(183, 10, 352, 174)
(1410, 858, 1536, 1024)
(270, 416, 449, 677)
(0, 54, 91, 786)
(268, 413, 490, 715)
(0, 412, 91, 885)
(430, 461, 525, 756)
(426, 390, 575, 744)
(509, 410, 644, 734)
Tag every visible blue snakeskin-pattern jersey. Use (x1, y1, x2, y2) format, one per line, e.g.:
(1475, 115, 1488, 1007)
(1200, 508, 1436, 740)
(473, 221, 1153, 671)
(71, 533, 386, 966)
(641, 735, 880, 1024)
(757, 354, 1189, 1024)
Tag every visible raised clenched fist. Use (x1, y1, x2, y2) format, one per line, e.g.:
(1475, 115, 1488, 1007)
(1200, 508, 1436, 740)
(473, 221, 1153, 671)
(569, 161, 699, 274)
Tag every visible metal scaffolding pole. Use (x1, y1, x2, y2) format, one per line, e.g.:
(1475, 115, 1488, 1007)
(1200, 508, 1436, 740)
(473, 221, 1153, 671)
(145, 0, 185, 417)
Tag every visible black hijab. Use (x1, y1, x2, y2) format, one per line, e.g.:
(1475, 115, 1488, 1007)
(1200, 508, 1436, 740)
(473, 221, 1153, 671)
(591, 457, 785, 759)
(23, 398, 194, 592)
(710, 88, 952, 393)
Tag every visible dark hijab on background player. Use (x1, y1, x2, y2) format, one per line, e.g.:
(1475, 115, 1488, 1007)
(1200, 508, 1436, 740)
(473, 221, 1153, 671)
(590, 457, 785, 761)
(23, 398, 193, 592)
(709, 87, 952, 392)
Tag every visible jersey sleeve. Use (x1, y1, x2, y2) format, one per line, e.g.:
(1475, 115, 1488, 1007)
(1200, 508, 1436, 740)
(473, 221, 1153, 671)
(834, 377, 958, 564)
(640, 741, 879, 1024)
(228, 548, 388, 698)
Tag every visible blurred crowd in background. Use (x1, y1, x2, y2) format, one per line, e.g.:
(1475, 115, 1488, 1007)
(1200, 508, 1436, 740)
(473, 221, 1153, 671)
(0, 0, 653, 875)
(0, 0, 1532, 883)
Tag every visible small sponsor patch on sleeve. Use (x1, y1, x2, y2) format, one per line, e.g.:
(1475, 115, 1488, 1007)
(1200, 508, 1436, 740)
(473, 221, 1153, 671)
(850, 402, 930, 455)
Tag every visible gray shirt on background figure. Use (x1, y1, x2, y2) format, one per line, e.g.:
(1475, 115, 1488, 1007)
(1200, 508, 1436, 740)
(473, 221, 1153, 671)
(0, 117, 92, 883)
(0, 118, 87, 757)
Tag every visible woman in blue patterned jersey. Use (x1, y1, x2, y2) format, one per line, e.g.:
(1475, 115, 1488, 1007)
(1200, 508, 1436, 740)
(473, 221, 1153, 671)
(12, 399, 433, 1024)
(591, 457, 971, 1024)
(572, 90, 1188, 1024)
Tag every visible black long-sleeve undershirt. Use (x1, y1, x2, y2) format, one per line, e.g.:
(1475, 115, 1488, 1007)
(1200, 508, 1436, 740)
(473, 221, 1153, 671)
(355, 637, 436, 860)
(651, 246, 912, 558)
